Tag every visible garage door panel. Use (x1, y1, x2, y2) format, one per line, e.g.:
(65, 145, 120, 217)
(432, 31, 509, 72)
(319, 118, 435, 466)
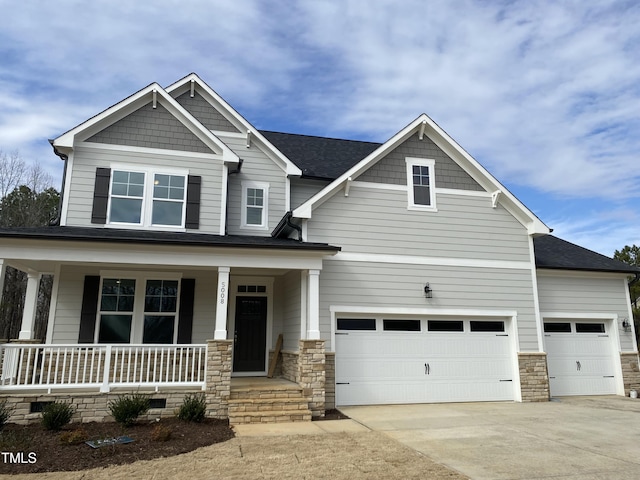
(336, 320, 515, 406)
(545, 323, 617, 396)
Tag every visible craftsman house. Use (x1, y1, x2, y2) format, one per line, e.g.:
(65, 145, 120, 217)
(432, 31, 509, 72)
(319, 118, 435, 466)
(1, 73, 638, 424)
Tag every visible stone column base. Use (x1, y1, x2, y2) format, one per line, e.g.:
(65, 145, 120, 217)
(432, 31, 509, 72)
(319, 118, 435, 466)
(620, 352, 640, 396)
(518, 352, 550, 402)
(298, 340, 325, 418)
(205, 339, 232, 419)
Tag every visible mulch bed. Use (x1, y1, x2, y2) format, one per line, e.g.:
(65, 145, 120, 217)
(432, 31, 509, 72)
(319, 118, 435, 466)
(0, 417, 234, 474)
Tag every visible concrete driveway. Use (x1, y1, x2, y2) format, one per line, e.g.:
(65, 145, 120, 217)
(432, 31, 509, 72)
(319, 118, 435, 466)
(340, 396, 640, 480)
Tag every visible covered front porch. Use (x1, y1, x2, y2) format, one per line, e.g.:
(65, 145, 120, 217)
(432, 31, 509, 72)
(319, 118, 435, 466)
(0, 227, 338, 422)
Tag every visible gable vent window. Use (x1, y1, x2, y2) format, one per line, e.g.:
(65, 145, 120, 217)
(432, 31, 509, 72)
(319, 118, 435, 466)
(406, 158, 436, 211)
(241, 181, 269, 229)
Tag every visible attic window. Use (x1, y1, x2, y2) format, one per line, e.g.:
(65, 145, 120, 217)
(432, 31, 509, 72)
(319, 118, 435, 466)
(406, 158, 436, 211)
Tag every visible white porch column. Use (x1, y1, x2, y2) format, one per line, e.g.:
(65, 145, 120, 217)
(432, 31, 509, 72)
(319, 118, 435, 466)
(214, 267, 230, 340)
(0, 260, 6, 309)
(19, 272, 42, 340)
(307, 269, 320, 340)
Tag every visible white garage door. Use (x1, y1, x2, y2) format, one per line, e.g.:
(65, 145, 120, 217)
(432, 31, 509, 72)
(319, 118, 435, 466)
(544, 321, 617, 396)
(335, 317, 515, 406)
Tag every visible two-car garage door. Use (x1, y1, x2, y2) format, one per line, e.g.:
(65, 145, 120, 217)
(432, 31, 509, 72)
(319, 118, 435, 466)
(335, 317, 516, 406)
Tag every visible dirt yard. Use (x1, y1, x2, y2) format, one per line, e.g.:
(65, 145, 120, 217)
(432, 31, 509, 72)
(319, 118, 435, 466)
(2, 431, 468, 480)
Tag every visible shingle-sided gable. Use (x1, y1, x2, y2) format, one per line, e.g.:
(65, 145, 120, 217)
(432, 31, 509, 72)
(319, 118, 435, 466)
(86, 102, 212, 154)
(174, 91, 240, 133)
(357, 134, 484, 191)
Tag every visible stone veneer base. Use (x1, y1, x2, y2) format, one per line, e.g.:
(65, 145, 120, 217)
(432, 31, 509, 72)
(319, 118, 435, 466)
(518, 352, 550, 402)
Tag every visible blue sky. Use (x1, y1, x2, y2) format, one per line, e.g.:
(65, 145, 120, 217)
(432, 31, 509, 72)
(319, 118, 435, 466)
(0, 0, 638, 256)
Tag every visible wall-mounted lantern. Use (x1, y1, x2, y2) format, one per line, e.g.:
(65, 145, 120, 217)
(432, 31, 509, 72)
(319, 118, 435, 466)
(424, 283, 433, 298)
(622, 318, 631, 332)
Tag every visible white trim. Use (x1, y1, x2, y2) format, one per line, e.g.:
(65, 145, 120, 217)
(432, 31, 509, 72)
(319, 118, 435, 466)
(406, 157, 437, 212)
(215, 267, 230, 340)
(330, 305, 518, 317)
(19, 273, 42, 339)
(45, 264, 61, 344)
(436, 188, 492, 198)
(541, 312, 618, 320)
(528, 236, 545, 352)
(350, 181, 406, 192)
(307, 269, 320, 339)
(59, 151, 74, 226)
(76, 141, 224, 161)
(240, 180, 269, 230)
(229, 275, 274, 376)
(301, 219, 308, 242)
(219, 165, 228, 236)
(285, 177, 291, 211)
(326, 251, 531, 270)
(300, 271, 308, 341)
(212, 130, 246, 139)
(623, 277, 638, 351)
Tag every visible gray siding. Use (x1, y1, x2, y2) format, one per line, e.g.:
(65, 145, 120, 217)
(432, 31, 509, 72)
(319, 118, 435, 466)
(320, 261, 539, 351)
(224, 136, 288, 236)
(537, 272, 634, 351)
(307, 185, 530, 262)
(290, 179, 330, 209)
(86, 103, 211, 153)
(357, 135, 484, 191)
(52, 265, 218, 344)
(65, 145, 223, 234)
(175, 92, 239, 133)
(280, 270, 302, 351)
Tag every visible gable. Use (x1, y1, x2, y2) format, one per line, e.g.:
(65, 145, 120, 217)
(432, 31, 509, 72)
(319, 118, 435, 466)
(85, 102, 212, 154)
(174, 91, 240, 133)
(357, 135, 484, 191)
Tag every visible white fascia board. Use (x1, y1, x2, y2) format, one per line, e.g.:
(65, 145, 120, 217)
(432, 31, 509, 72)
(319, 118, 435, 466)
(52, 82, 239, 164)
(166, 74, 301, 177)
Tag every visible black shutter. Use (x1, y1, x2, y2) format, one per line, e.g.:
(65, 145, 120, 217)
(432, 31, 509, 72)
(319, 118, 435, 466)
(78, 276, 101, 343)
(185, 175, 201, 229)
(177, 279, 195, 343)
(91, 168, 111, 224)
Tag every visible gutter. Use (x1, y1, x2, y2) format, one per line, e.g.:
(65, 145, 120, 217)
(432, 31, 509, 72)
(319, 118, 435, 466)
(49, 140, 68, 226)
(271, 211, 303, 242)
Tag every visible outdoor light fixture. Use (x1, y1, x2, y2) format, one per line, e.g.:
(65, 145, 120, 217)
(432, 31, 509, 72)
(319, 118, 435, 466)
(424, 283, 433, 298)
(622, 318, 631, 332)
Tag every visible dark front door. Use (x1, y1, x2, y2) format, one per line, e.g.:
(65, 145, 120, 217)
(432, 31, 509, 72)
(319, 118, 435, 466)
(233, 296, 268, 372)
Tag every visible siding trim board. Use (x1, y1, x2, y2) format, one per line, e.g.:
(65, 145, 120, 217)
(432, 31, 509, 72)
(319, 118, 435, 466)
(327, 251, 532, 271)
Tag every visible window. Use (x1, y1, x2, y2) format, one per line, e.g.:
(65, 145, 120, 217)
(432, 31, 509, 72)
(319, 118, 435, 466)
(98, 278, 136, 343)
(544, 322, 571, 333)
(428, 320, 463, 332)
(470, 321, 505, 332)
(97, 276, 181, 344)
(108, 167, 187, 228)
(576, 323, 605, 333)
(143, 280, 179, 344)
(383, 319, 421, 331)
(406, 158, 436, 211)
(337, 318, 376, 331)
(241, 181, 269, 228)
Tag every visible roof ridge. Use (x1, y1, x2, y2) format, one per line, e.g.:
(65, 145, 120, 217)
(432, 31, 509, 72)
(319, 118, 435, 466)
(259, 130, 382, 145)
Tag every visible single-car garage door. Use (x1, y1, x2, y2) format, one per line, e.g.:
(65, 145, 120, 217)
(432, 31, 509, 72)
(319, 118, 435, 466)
(335, 317, 516, 406)
(544, 321, 617, 396)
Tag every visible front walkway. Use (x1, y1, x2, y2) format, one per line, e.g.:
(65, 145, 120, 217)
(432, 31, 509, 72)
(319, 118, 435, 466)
(340, 396, 640, 480)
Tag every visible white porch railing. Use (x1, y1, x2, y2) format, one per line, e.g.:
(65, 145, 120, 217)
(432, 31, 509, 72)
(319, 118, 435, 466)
(0, 344, 208, 393)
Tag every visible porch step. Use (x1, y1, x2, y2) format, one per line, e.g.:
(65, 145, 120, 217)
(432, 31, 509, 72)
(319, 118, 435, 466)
(228, 380, 312, 425)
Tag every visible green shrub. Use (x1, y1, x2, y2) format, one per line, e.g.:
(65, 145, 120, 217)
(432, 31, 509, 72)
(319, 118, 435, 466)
(41, 402, 75, 431)
(177, 393, 207, 423)
(0, 400, 14, 430)
(108, 393, 150, 426)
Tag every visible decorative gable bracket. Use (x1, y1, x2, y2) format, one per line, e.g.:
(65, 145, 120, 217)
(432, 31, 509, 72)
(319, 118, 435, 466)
(492, 190, 502, 208)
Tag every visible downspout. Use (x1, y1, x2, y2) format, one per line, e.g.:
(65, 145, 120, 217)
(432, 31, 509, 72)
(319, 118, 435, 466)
(286, 212, 303, 242)
(49, 141, 68, 226)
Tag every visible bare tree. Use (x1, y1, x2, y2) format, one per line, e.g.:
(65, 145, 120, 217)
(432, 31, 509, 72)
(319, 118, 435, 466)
(0, 151, 58, 341)
(0, 149, 27, 199)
